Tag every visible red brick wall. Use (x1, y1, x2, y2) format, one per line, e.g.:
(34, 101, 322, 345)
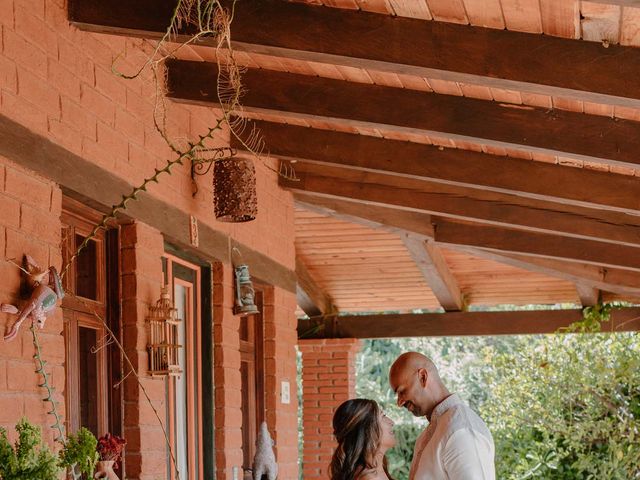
(0, 0, 295, 271)
(0, 156, 65, 445)
(264, 287, 300, 479)
(120, 221, 167, 480)
(299, 338, 362, 480)
(0, 1, 298, 478)
(213, 265, 299, 480)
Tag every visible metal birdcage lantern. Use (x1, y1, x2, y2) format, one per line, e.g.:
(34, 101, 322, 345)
(147, 286, 182, 377)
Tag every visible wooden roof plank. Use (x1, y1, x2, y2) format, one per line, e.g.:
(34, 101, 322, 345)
(501, 0, 543, 33)
(581, 2, 621, 44)
(70, 0, 640, 107)
(463, 0, 505, 29)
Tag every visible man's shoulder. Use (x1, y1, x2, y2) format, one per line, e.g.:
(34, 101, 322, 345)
(438, 403, 492, 440)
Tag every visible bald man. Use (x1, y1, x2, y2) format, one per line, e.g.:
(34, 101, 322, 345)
(389, 352, 495, 480)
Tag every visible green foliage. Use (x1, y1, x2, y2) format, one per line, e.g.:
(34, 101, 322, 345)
(385, 422, 422, 479)
(59, 427, 99, 478)
(0, 418, 60, 480)
(481, 333, 640, 479)
(356, 332, 640, 480)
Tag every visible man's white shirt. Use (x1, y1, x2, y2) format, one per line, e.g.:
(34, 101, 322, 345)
(409, 394, 495, 480)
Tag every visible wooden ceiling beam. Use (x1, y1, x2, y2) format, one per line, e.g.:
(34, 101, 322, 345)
(432, 218, 640, 272)
(296, 256, 335, 318)
(400, 233, 463, 311)
(453, 247, 640, 298)
(297, 307, 640, 339)
(283, 163, 640, 248)
(241, 121, 640, 215)
(294, 195, 435, 238)
(70, 0, 640, 108)
(295, 195, 640, 297)
(575, 283, 600, 307)
(168, 60, 640, 170)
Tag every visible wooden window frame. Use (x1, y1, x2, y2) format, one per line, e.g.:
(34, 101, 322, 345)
(61, 198, 122, 446)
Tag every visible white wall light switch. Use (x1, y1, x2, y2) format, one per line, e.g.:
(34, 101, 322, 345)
(281, 380, 291, 404)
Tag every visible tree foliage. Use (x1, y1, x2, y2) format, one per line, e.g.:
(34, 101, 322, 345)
(481, 333, 640, 479)
(356, 333, 640, 480)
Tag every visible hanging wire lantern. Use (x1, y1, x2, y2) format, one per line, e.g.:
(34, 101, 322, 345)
(213, 157, 257, 222)
(147, 286, 182, 377)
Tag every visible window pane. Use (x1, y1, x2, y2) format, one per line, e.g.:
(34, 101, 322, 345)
(75, 234, 98, 300)
(239, 317, 249, 342)
(79, 327, 99, 436)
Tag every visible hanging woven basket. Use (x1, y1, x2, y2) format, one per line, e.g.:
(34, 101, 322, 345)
(213, 157, 257, 222)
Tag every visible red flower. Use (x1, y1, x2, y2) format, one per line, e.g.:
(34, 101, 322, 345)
(96, 433, 127, 463)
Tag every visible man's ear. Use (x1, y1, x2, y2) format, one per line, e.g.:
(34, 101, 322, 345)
(418, 368, 428, 388)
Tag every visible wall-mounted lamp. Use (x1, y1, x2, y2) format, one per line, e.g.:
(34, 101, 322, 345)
(232, 248, 259, 316)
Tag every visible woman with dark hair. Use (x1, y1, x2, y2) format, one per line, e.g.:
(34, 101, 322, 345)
(330, 398, 396, 480)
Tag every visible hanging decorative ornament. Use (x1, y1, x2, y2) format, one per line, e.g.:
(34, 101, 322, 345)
(213, 157, 257, 222)
(146, 286, 182, 377)
(2, 255, 64, 342)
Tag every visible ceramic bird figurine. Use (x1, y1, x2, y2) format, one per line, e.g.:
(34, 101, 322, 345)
(2, 255, 64, 341)
(252, 421, 278, 480)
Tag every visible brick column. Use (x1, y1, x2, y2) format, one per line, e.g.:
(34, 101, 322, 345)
(299, 338, 361, 480)
(120, 221, 166, 480)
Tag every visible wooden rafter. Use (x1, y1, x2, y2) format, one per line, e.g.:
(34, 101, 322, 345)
(168, 61, 640, 170)
(432, 218, 640, 272)
(453, 247, 640, 298)
(295, 195, 640, 297)
(575, 283, 599, 307)
(400, 233, 463, 311)
(295, 195, 435, 238)
(298, 307, 640, 339)
(69, 0, 640, 108)
(296, 256, 335, 318)
(239, 121, 640, 215)
(282, 162, 640, 248)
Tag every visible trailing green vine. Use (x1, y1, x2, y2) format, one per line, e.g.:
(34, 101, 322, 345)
(30, 325, 64, 444)
(560, 302, 615, 333)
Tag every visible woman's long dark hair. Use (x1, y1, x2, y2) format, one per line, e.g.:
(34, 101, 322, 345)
(329, 399, 394, 480)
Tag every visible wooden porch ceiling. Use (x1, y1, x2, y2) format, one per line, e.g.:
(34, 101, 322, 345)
(70, 0, 640, 337)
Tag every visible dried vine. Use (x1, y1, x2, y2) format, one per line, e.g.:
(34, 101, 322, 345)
(60, 118, 229, 280)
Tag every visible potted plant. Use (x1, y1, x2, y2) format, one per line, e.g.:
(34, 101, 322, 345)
(59, 427, 99, 480)
(0, 417, 60, 480)
(95, 433, 126, 479)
